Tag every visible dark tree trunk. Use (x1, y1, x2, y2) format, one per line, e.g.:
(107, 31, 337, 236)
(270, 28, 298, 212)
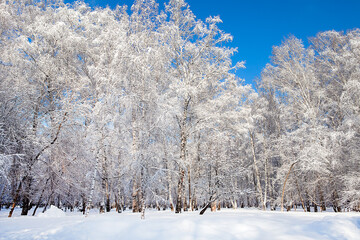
(32, 197, 42, 216)
(332, 190, 341, 212)
(183, 181, 188, 212)
(99, 204, 105, 213)
(81, 196, 86, 214)
(106, 197, 111, 212)
(199, 195, 215, 215)
(175, 170, 185, 213)
(21, 197, 30, 216)
(200, 202, 211, 215)
(115, 194, 121, 213)
(56, 195, 61, 209)
(306, 200, 311, 212)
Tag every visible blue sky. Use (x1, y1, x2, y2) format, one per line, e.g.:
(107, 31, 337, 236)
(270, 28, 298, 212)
(64, 0, 360, 86)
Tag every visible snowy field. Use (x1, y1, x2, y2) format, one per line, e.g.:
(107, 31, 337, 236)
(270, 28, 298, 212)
(0, 207, 359, 240)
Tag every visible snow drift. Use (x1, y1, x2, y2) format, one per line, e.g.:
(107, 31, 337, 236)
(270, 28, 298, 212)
(37, 205, 66, 218)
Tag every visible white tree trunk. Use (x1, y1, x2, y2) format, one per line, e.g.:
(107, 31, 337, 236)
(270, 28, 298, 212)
(85, 153, 99, 217)
(249, 131, 265, 210)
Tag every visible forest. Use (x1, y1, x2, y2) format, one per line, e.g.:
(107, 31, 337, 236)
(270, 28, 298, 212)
(0, 0, 359, 219)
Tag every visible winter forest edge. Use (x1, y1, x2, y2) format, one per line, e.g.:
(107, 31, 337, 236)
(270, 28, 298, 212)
(0, 0, 360, 220)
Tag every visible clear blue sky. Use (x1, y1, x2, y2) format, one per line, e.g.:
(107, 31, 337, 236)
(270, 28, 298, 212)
(64, 0, 360, 86)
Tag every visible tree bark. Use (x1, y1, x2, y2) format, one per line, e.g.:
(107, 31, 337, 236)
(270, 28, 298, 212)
(164, 140, 174, 211)
(21, 196, 32, 216)
(104, 180, 110, 212)
(32, 177, 51, 216)
(176, 98, 190, 213)
(249, 131, 265, 210)
(132, 179, 139, 212)
(21, 175, 32, 216)
(200, 202, 211, 215)
(42, 191, 54, 213)
(281, 161, 298, 211)
(332, 190, 341, 212)
(0, 186, 6, 210)
(294, 175, 306, 212)
(8, 112, 67, 218)
(188, 167, 192, 211)
(115, 194, 120, 213)
(199, 195, 216, 215)
(168, 169, 174, 211)
(8, 182, 22, 217)
(318, 185, 326, 211)
(211, 201, 217, 212)
(85, 153, 99, 217)
(175, 169, 185, 213)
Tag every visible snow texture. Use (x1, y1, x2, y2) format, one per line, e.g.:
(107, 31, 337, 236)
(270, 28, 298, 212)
(0, 208, 359, 240)
(37, 205, 66, 218)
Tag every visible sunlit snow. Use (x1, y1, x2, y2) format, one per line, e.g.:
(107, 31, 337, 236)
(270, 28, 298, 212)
(1, 208, 359, 240)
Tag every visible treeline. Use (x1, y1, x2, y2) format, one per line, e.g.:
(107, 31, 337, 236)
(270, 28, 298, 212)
(0, 0, 359, 217)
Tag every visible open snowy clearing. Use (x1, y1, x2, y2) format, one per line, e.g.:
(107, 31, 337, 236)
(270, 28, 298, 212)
(0, 208, 359, 240)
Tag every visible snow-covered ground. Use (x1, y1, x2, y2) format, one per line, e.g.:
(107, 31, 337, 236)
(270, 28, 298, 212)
(0, 207, 359, 240)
